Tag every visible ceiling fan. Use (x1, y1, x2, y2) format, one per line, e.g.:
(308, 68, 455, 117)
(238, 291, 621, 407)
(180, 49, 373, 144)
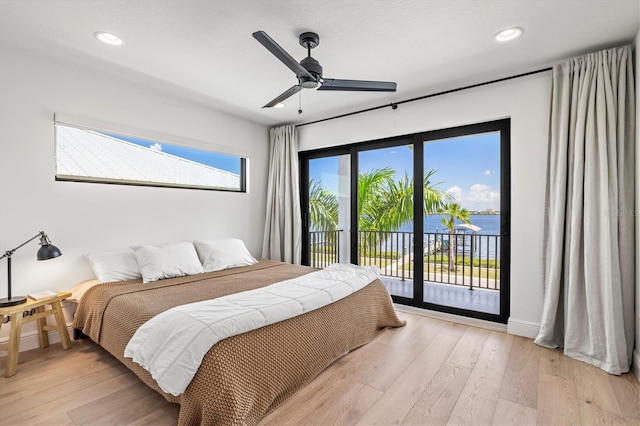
(253, 30, 397, 108)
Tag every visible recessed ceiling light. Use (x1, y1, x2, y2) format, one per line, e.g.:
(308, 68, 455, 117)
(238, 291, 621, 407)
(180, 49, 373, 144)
(494, 27, 523, 42)
(94, 31, 123, 46)
(273, 102, 285, 109)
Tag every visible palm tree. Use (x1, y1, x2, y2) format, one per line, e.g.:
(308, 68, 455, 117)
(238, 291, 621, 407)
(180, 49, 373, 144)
(308, 179, 339, 257)
(357, 168, 450, 251)
(423, 168, 452, 216)
(308, 179, 338, 232)
(439, 202, 471, 271)
(358, 168, 451, 229)
(308, 167, 451, 259)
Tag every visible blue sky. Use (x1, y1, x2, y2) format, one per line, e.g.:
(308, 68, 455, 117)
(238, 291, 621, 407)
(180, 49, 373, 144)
(310, 132, 501, 211)
(101, 132, 242, 174)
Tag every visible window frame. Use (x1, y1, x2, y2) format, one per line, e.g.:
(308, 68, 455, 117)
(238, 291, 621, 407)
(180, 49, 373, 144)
(53, 116, 249, 193)
(299, 118, 511, 324)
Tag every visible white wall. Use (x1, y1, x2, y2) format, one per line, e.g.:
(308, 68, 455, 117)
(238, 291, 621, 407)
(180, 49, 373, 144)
(298, 72, 551, 337)
(634, 28, 640, 381)
(0, 46, 268, 340)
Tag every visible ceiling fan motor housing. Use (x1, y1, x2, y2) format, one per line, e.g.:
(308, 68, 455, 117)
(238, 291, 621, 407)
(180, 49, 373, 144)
(299, 56, 322, 88)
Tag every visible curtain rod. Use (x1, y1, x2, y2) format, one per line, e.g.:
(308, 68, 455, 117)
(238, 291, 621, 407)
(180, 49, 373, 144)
(296, 67, 552, 128)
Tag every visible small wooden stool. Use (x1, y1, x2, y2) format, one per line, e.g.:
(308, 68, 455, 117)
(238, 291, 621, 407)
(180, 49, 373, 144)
(0, 291, 72, 377)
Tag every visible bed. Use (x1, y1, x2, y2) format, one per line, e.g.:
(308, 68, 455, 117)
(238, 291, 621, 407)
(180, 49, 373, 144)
(73, 259, 405, 425)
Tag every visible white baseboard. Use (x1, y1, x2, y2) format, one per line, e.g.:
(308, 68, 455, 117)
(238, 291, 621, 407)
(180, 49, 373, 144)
(633, 349, 640, 383)
(507, 318, 540, 339)
(0, 322, 74, 355)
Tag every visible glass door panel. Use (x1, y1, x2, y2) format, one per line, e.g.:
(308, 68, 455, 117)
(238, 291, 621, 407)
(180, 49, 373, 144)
(358, 144, 414, 298)
(423, 132, 502, 316)
(307, 155, 350, 267)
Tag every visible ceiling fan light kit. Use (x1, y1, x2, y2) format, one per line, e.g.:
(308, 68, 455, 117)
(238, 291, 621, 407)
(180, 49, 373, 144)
(253, 30, 397, 109)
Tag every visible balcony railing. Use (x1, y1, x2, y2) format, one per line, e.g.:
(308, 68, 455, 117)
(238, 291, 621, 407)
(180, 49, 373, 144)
(309, 230, 501, 291)
(309, 230, 342, 266)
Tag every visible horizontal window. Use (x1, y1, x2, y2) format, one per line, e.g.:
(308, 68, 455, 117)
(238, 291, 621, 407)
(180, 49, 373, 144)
(55, 123, 246, 192)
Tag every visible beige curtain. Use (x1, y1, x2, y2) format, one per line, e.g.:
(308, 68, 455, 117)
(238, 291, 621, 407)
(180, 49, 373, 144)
(261, 125, 302, 264)
(534, 45, 635, 374)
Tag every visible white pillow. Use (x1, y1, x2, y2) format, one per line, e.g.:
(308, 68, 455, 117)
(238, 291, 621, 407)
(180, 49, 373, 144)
(193, 238, 258, 272)
(85, 248, 142, 283)
(133, 242, 203, 283)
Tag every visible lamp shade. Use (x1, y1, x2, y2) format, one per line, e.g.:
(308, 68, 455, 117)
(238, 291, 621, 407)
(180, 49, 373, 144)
(0, 231, 63, 308)
(37, 244, 62, 261)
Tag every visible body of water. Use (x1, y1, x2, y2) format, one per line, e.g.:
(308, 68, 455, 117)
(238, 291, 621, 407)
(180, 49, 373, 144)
(397, 214, 502, 260)
(400, 214, 501, 235)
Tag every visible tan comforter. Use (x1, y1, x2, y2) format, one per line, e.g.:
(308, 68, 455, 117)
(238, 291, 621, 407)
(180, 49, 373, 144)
(73, 260, 405, 425)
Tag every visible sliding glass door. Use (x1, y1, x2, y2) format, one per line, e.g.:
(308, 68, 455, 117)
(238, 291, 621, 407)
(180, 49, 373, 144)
(300, 119, 510, 323)
(302, 152, 350, 268)
(357, 143, 415, 299)
(421, 129, 505, 317)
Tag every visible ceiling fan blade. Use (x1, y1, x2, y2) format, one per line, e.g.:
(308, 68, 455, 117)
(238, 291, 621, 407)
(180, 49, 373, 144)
(318, 79, 397, 92)
(263, 85, 303, 108)
(253, 31, 315, 81)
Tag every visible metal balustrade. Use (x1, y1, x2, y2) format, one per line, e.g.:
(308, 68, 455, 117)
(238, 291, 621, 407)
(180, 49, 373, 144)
(309, 230, 501, 290)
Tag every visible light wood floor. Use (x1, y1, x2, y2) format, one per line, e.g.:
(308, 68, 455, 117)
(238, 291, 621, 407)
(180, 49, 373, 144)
(1, 310, 639, 425)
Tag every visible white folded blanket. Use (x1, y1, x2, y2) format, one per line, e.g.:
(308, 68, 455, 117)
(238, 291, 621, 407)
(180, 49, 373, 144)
(124, 263, 381, 396)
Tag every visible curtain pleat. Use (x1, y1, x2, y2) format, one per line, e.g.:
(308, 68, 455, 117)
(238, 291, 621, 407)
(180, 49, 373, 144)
(534, 45, 635, 374)
(261, 125, 302, 264)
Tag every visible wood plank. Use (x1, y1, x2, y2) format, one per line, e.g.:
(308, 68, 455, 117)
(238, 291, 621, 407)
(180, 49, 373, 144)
(67, 381, 171, 425)
(376, 312, 443, 348)
(491, 398, 536, 425)
(448, 395, 497, 425)
(358, 342, 429, 392)
(261, 339, 385, 425)
(264, 320, 452, 425)
(499, 335, 539, 408)
(357, 332, 459, 425)
(262, 368, 383, 425)
(571, 358, 626, 424)
(448, 325, 490, 368)
(33, 412, 75, 426)
(539, 346, 573, 379)
(2, 369, 142, 424)
(447, 331, 513, 425)
(0, 341, 123, 406)
(129, 408, 180, 426)
(340, 315, 447, 393)
(536, 372, 581, 425)
(303, 382, 383, 425)
(608, 372, 640, 421)
(438, 320, 469, 338)
(402, 361, 472, 425)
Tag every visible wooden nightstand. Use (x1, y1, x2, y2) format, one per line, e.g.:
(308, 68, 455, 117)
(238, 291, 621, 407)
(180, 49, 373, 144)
(0, 291, 72, 377)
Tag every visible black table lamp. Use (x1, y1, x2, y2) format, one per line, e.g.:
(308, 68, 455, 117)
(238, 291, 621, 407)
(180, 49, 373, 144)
(0, 231, 62, 307)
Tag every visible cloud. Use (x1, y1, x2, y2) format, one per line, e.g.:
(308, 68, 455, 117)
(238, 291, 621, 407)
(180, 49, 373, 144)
(443, 183, 500, 211)
(484, 170, 493, 175)
(149, 143, 163, 152)
(467, 183, 500, 205)
(445, 185, 463, 202)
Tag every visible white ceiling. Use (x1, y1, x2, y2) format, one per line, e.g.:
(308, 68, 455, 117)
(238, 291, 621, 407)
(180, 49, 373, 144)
(0, 0, 638, 127)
